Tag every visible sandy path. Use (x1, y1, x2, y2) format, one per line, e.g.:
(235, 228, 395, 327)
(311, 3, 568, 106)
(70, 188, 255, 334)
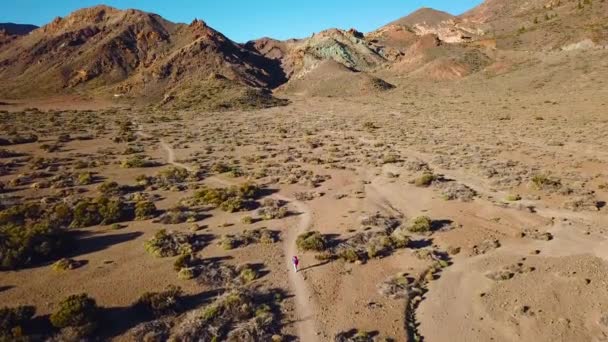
(136, 123, 318, 341)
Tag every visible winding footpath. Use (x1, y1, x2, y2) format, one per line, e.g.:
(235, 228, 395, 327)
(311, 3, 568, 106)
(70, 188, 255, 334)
(136, 124, 319, 341)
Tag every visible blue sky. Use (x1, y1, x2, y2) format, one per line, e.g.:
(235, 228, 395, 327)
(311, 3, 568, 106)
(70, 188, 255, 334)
(1, 1, 483, 42)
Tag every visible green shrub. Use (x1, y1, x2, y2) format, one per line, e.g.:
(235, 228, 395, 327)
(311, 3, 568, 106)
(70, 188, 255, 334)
(144, 230, 194, 257)
(193, 183, 260, 212)
(408, 216, 432, 233)
(157, 167, 190, 186)
(76, 172, 93, 186)
(121, 155, 158, 168)
(177, 267, 195, 280)
(241, 216, 253, 224)
(135, 286, 183, 317)
(135, 200, 157, 220)
(173, 254, 192, 272)
(51, 258, 78, 272)
(414, 173, 436, 187)
(296, 231, 326, 252)
(338, 248, 362, 263)
(505, 194, 522, 201)
(0, 305, 35, 340)
(220, 235, 237, 250)
(0, 222, 71, 270)
(531, 174, 561, 190)
(258, 199, 288, 220)
(50, 294, 99, 335)
(70, 197, 129, 228)
(238, 265, 258, 283)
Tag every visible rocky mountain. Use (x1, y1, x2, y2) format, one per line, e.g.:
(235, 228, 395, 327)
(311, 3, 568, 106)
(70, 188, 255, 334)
(0, 5, 285, 109)
(0, 1, 605, 107)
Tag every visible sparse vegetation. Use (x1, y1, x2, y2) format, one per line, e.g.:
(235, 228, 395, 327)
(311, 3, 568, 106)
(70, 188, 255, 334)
(296, 231, 326, 251)
(408, 216, 432, 233)
(257, 198, 288, 220)
(220, 228, 276, 250)
(50, 294, 100, 337)
(51, 258, 79, 272)
(144, 229, 197, 257)
(0, 305, 36, 340)
(192, 182, 260, 212)
(414, 172, 436, 187)
(531, 174, 561, 190)
(135, 286, 183, 318)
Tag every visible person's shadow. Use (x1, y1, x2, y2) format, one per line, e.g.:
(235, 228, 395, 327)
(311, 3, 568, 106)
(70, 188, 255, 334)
(298, 260, 331, 272)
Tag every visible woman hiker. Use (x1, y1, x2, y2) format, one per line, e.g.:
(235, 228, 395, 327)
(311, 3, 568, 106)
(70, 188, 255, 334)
(292, 255, 299, 273)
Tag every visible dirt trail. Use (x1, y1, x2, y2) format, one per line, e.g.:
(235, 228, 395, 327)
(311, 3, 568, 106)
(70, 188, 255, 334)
(136, 123, 318, 341)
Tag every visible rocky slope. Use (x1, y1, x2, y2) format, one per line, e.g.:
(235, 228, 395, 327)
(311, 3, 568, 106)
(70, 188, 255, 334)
(0, 0, 605, 106)
(0, 5, 285, 108)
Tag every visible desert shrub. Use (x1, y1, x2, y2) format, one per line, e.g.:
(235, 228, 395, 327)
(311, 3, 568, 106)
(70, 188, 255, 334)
(97, 181, 121, 196)
(238, 265, 258, 283)
(257, 199, 288, 220)
(178, 267, 195, 280)
(440, 183, 477, 202)
(70, 196, 129, 228)
(338, 247, 363, 263)
(51, 258, 79, 272)
(531, 174, 561, 190)
(0, 201, 78, 269)
(414, 172, 436, 187)
(157, 206, 199, 224)
(0, 305, 35, 340)
(157, 167, 190, 186)
(362, 122, 377, 130)
(144, 230, 195, 257)
(241, 216, 253, 224)
(220, 235, 238, 250)
(76, 172, 93, 185)
(0, 222, 71, 270)
(335, 329, 375, 342)
(193, 183, 260, 212)
(296, 231, 326, 252)
(173, 254, 193, 272)
(220, 228, 276, 250)
(408, 216, 432, 233)
(505, 194, 522, 201)
(50, 294, 99, 336)
(135, 286, 183, 318)
(334, 230, 410, 264)
(121, 155, 158, 168)
(135, 200, 158, 220)
(170, 288, 280, 341)
(382, 154, 400, 164)
(112, 122, 136, 143)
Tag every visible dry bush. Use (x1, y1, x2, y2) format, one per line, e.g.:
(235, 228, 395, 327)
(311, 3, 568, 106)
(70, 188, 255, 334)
(50, 294, 100, 338)
(408, 216, 432, 233)
(135, 285, 183, 318)
(257, 199, 288, 220)
(192, 183, 261, 213)
(0, 305, 36, 340)
(144, 230, 200, 257)
(220, 228, 277, 250)
(296, 231, 326, 252)
(170, 288, 281, 341)
(156, 206, 201, 224)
